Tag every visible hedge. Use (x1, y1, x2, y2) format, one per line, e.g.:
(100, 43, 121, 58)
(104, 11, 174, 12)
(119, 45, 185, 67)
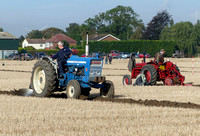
(87, 40, 177, 57)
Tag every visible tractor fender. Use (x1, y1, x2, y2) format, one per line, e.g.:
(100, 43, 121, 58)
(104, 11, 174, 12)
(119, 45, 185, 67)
(42, 57, 58, 74)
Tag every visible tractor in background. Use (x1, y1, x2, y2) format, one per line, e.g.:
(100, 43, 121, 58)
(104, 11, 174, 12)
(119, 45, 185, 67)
(30, 55, 114, 98)
(123, 56, 185, 86)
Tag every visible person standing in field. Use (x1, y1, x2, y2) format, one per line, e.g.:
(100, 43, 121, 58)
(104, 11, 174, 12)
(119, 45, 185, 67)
(105, 53, 108, 64)
(109, 53, 112, 64)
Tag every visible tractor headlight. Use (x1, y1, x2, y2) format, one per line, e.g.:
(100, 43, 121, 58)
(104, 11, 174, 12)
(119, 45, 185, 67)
(90, 71, 94, 75)
(75, 68, 78, 72)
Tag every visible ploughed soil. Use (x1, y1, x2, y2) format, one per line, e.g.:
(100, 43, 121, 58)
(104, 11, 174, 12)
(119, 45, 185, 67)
(1, 90, 200, 110)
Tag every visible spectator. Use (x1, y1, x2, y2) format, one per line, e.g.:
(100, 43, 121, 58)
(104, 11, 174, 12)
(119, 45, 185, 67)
(109, 53, 112, 64)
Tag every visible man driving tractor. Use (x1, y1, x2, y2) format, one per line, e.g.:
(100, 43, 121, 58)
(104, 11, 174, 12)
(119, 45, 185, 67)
(155, 49, 165, 64)
(52, 41, 72, 78)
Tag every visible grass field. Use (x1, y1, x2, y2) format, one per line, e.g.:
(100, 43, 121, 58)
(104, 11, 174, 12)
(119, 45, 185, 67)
(0, 58, 200, 135)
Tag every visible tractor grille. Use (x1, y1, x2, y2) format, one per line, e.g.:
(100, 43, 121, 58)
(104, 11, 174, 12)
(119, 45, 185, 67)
(90, 60, 102, 66)
(89, 60, 102, 77)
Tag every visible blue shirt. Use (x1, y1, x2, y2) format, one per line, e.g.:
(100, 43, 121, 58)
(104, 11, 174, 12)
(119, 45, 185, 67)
(52, 47, 72, 61)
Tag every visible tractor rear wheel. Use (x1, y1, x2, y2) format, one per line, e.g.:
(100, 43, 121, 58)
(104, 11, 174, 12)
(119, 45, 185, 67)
(66, 80, 81, 99)
(122, 75, 132, 85)
(141, 64, 157, 85)
(31, 60, 57, 97)
(100, 80, 114, 98)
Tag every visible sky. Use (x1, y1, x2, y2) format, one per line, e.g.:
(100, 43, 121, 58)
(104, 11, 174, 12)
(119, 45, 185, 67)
(0, 0, 200, 37)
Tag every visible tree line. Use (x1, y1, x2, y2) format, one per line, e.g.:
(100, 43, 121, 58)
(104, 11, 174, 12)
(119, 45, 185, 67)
(1, 5, 200, 55)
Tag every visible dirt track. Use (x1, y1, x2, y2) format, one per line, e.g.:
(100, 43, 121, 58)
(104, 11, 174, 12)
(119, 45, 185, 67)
(2, 89, 200, 110)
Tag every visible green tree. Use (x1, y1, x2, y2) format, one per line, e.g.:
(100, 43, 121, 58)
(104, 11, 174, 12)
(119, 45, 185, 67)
(143, 10, 171, 40)
(160, 22, 198, 56)
(0, 28, 3, 32)
(130, 23, 145, 40)
(26, 30, 43, 39)
(42, 27, 64, 38)
(84, 5, 142, 40)
(79, 24, 96, 42)
(65, 23, 82, 42)
(194, 20, 200, 46)
(18, 35, 25, 47)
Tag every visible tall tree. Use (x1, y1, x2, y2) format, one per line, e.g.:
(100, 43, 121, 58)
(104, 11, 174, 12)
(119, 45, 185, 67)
(66, 23, 82, 42)
(42, 27, 64, 38)
(130, 23, 145, 40)
(79, 24, 96, 41)
(18, 35, 25, 47)
(0, 28, 3, 32)
(143, 10, 171, 40)
(26, 30, 43, 39)
(160, 22, 198, 56)
(84, 5, 142, 40)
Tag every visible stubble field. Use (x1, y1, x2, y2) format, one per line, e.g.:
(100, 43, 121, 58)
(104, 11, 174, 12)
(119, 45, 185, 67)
(0, 58, 200, 135)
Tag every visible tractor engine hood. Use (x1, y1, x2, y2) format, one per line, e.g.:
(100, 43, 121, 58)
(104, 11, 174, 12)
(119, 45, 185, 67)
(67, 55, 102, 66)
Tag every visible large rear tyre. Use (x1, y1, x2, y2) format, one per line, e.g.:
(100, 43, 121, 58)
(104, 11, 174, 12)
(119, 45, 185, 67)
(141, 64, 157, 85)
(100, 80, 115, 98)
(66, 80, 81, 99)
(31, 60, 57, 97)
(122, 75, 132, 85)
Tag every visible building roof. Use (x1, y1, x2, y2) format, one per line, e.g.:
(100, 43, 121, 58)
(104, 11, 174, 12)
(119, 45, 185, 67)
(26, 39, 46, 44)
(88, 34, 120, 41)
(46, 33, 77, 43)
(0, 32, 17, 39)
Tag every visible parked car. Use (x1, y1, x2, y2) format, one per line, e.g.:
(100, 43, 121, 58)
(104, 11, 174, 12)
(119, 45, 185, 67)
(81, 54, 86, 57)
(26, 53, 34, 60)
(6, 53, 19, 60)
(119, 52, 130, 59)
(81, 54, 92, 57)
(71, 48, 79, 55)
(139, 53, 151, 58)
(111, 50, 120, 58)
(172, 50, 184, 58)
(35, 52, 46, 59)
(130, 52, 139, 58)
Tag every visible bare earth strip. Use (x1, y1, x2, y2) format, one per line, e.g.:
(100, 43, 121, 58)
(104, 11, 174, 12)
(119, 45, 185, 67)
(0, 58, 200, 135)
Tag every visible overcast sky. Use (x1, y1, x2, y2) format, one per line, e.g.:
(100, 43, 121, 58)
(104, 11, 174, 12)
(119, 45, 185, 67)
(0, 0, 200, 37)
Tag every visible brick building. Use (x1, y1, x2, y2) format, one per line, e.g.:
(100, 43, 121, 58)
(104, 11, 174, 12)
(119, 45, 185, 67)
(45, 33, 77, 49)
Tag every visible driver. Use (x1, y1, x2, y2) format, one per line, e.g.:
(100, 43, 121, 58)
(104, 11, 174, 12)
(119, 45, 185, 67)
(155, 49, 165, 64)
(52, 41, 72, 78)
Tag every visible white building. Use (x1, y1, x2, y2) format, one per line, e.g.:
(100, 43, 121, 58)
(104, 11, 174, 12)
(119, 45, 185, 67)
(22, 39, 46, 49)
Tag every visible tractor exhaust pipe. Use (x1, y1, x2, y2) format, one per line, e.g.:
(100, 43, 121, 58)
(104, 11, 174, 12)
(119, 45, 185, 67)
(85, 32, 89, 57)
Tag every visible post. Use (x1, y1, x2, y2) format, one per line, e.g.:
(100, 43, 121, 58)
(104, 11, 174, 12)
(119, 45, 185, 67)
(85, 32, 89, 57)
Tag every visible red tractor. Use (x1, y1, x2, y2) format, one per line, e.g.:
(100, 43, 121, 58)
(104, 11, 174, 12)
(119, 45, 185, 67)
(123, 57, 185, 86)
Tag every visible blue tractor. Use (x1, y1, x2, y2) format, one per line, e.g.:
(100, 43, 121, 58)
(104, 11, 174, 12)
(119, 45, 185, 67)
(30, 55, 114, 98)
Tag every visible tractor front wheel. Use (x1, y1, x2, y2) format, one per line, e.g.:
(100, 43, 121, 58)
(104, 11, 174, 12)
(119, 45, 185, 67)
(122, 75, 132, 85)
(100, 80, 115, 98)
(141, 64, 157, 85)
(66, 80, 81, 99)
